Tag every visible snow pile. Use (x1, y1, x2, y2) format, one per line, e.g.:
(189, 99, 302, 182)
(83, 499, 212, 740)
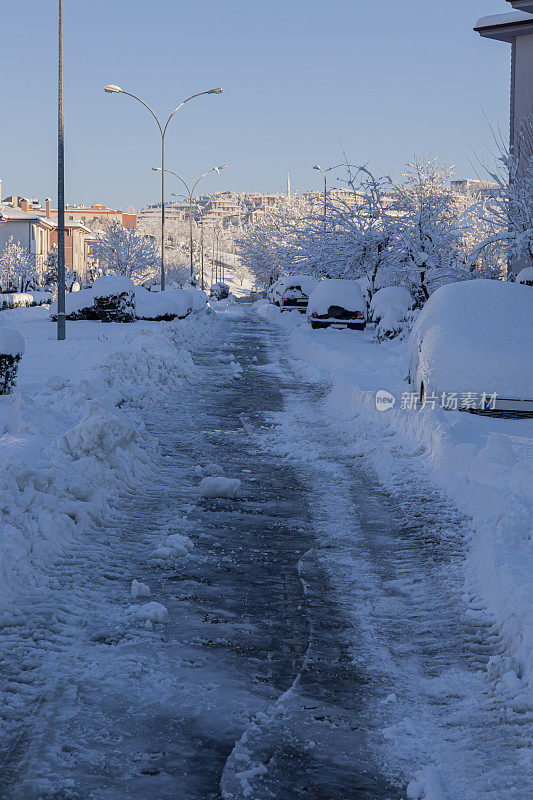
(131, 601, 169, 623)
(49, 289, 97, 321)
(56, 400, 137, 461)
(131, 579, 150, 598)
(307, 279, 366, 316)
(370, 286, 413, 341)
(199, 476, 241, 499)
(0, 328, 25, 357)
(409, 279, 533, 397)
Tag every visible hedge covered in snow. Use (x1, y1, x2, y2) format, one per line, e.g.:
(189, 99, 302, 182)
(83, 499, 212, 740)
(92, 275, 136, 323)
(0, 328, 25, 394)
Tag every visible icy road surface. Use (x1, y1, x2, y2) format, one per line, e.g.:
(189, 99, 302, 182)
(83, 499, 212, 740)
(0, 306, 530, 799)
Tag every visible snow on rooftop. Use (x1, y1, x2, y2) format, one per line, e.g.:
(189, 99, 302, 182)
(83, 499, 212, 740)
(475, 10, 533, 28)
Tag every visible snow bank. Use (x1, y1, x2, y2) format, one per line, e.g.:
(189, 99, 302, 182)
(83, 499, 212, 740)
(0, 328, 25, 357)
(92, 275, 135, 298)
(307, 279, 366, 316)
(409, 279, 533, 397)
(0, 306, 218, 617)
(199, 476, 241, 498)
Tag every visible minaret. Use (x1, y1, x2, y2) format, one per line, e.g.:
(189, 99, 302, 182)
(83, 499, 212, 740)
(286, 173, 291, 199)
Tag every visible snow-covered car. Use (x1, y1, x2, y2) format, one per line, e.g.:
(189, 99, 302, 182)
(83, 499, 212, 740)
(408, 279, 533, 415)
(210, 282, 229, 300)
(307, 279, 367, 330)
(267, 279, 282, 305)
(369, 286, 413, 341)
(274, 275, 319, 311)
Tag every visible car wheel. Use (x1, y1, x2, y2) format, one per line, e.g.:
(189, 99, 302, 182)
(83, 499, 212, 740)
(310, 320, 321, 329)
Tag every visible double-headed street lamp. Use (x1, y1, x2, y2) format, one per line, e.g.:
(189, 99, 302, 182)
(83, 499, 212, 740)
(313, 164, 328, 230)
(104, 84, 222, 290)
(153, 164, 227, 283)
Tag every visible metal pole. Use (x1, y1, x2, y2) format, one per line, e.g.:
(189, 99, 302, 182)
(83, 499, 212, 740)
(57, 0, 66, 340)
(189, 191, 194, 280)
(211, 237, 215, 285)
(200, 222, 204, 290)
(161, 136, 165, 290)
(323, 172, 327, 231)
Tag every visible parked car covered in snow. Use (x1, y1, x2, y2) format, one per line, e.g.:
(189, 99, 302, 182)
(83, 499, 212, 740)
(408, 279, 533, 415)
(267, 279, 282, 305)
(307, 279, 367, 330)
(274, 275, 319, 311)
(210, 282, 229, 300)
(370, 286, 414, 341)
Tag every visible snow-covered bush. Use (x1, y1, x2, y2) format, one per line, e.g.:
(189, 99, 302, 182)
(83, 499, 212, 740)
(370, 286, 414, 341)
(27, 290, 53, 307)
(184, 287, 208, 312)
(0, 293, 34, 310)
(92, 275, 135, 322)
(517, 266, 533, 286)
(134, 286, 179, 321)
(49, 289, 99, 321)
(0, 328, 25, 394)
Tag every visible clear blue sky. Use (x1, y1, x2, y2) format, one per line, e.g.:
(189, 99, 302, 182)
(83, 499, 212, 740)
(1, 1, 511, 210)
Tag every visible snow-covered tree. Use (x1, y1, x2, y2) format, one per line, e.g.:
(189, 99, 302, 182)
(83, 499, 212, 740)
(468, 120, 533, 276)
(0, 236, 38, 292)
(390, 157, 469, 304)
(42, 245, 78, 291)
(91, 224, 160, 284)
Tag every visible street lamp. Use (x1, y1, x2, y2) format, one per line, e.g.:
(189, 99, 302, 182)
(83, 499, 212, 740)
(104, 84, 222, 290)
(313, 165, 328, 230)
(57, 0, 66, 340)
(157, 164, 227, 281)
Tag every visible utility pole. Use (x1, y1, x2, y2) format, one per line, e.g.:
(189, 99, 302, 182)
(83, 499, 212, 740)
(57, 0, 66, 340)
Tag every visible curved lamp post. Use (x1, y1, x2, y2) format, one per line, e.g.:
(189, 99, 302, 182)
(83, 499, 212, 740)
(313, 164, 328, 230)
(155, 164, 227, 281)
(104, 84, 222, 290)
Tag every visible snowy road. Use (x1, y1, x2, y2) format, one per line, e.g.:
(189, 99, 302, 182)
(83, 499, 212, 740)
(0, 306, 530, 799)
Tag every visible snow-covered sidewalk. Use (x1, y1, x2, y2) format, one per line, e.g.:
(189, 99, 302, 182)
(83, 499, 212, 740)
(0, 305, 216, 619)
(256, 301, 533, 770)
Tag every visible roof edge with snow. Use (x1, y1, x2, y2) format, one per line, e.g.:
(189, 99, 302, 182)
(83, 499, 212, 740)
(475, 10, 533, 42)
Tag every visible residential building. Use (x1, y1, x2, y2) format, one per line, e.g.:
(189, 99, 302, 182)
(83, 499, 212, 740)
(0, 182, 54, 277)
(475, 2, 533, 272)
